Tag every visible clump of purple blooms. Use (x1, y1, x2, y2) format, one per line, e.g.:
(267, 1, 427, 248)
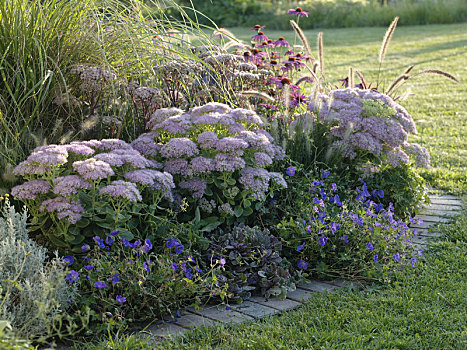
(145, 102, 287, 220)
(308, 88, 430, 168)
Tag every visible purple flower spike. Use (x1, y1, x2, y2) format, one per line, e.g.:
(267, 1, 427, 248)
(394, 252, 400, 262)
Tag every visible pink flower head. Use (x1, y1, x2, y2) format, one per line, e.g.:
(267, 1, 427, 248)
(249, 24, 265, 31)
(40, 197, 84, 224)
(99, 180, 142, 202)
(53, 175, 91, 197)
(273, 37, 290, 47)
(252, 31, 268, 42)
(288, 7, 308, 17)
(11, 179, 51, 200)
(72, 158, 115, 180)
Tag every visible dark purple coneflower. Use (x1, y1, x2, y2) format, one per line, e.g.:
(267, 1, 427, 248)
(250, 24, 265, 31)
(288, 7, 309, 17)
(289, 91, 309, 107)
(273, 37, 290, 47)
(252, 31, 268, 42)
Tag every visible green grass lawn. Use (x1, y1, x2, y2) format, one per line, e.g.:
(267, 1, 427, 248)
(230, 23, 467, 194)
(77, 210, 467, 350)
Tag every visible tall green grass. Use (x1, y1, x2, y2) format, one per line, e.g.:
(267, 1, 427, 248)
(0, 0, 218, 193)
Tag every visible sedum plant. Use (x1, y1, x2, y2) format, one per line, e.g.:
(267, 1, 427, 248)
(11, 139, 176, 252)
(0, 201, 77, 340)
(136, 102, 288, 230)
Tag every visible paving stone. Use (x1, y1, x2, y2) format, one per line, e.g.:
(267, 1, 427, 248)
(426, 204, 463, 212)
(147, 322, 188, 337)
(415, 215, 452, 223)
(328, 278, 364, 290)
(234, 301, 278, 319)
(286, 288, 314, 303)
(429, 198, 462, 206)
(421, 210, 458, 217)
(410, 221, 438, 230)
(411, 235, 430, 245)
(189, 306, 254, 324)
(173, 311, 219, 329)
(248, 296, 302, 312)
(298, 280, 337, 293)
(429, 194, 459, 200)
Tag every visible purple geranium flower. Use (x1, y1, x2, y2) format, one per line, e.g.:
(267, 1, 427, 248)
(62, 255, 74, 267)
(84, 265, 94, 271)
(116, 295, 126, 303)
(322, 170, 330, 178)
(297, 259, 308, 269)
(296, 242, 306, 251)
(111, 273, 120, 285)
(373, 254, 378, 262)
(174, 243, 184, 254)
(110, 230, 120, 236)
(286, 166, 295, 176)
(94, 281, 107, 289)
(66, 270, 79, 283)
(411, 257, 417, 267)
(288, 7, 308, 17)
(366, 242, 374, 251)
(318, 236, 327, 247)
(394, 252, 400, 262)
(166, 238, 178, 248)
(144, 238, 153, 253)
(81, 244, 90, 253)
(220, 258, 226, 267)
(105, 236, 114, 246)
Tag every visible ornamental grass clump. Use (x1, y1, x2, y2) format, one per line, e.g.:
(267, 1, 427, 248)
(65, 231, 224, 333)
(11, 140, 175, 252)
(140, 102, 288, 230)
(277, 171, 423, 281)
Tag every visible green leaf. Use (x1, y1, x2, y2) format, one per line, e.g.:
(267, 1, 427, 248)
(227, 178, 236, 186)
(200, 222, 221, 232)
(234, 206, 244, 217)
(75, 218, 90, 228)
(243, 206, 253, 216)
(242, 199, 251, 208)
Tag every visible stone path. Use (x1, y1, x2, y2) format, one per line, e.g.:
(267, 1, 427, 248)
(144, 194, 464, 340)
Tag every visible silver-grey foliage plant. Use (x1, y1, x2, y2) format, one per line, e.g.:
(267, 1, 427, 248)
(0, 202, 77, 339)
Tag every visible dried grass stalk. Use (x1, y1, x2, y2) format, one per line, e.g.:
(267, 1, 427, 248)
(404, 65, 416, 74)
(290, 20, 314, 58)
(379, 17, 399, 64)
(355, 70, 368, 89)
(414, 69, 460, 83)
(386, 74, 409, 95)
(240, 90, 275, 102)
(318, 32, 324, 75)
(295, 75, 315, 86)
(349, 67, 354, 89)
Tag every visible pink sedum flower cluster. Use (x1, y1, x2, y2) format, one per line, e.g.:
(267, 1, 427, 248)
(308, 89, 430, 168)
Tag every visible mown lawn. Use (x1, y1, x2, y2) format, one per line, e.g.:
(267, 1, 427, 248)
(229, 23, 466, 194)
